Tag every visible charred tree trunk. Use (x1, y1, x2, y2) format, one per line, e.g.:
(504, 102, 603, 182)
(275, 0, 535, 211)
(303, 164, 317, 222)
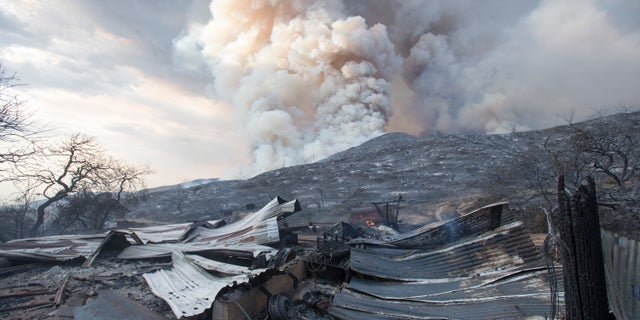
(555, 175, 609, 319)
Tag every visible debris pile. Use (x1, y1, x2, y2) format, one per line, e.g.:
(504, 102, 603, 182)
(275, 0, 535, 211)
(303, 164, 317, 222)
(0, 197, 563, 319)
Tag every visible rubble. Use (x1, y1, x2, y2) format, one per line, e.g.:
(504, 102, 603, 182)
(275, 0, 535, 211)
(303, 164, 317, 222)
(0, 197, 564, 319)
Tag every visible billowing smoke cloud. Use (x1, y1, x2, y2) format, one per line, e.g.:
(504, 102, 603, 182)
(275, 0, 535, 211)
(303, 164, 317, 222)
(384, 0, 640, 134)
(173, 0, 401, 174)
(174, 0, 640, 175)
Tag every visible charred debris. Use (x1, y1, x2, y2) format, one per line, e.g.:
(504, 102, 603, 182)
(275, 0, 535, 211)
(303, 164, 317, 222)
(0, 196, 564, 319)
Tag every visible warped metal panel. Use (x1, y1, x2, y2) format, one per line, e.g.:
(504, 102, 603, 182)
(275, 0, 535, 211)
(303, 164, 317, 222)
(330, 287, 558, 320)
(138, 197, 301, 318)
(390, 201, 507, 249)
(116, 222, 197, 244)
(350, 222, 540, 280)
(143, 251, 250, 318)
(348, 267, 559, 302)
(185, 254, 263, 275)
(186, 197, 299, 243)
(118, 197, 300, 260)
(189, 217, 280, 245)
(601, 230, 640, 320)
(117, 242, 274, 260)
(0, 233, 108, 262)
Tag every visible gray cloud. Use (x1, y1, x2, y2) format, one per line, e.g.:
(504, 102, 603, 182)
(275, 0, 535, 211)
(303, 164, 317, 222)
(1, 0, 210, 95)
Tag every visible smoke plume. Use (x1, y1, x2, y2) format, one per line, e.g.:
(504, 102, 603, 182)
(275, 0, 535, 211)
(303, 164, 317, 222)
(174, 0, 640, 175)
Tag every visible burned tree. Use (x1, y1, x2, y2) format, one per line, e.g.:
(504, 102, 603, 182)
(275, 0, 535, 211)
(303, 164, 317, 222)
(0, 187, 36, 241)
(0, 63, 38, 180)
(53, 191, 127, 233)
(18, 134, 150, 236)
(569, 120, 640, 193)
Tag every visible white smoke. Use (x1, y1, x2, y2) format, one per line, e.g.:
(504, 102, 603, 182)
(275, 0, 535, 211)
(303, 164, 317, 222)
(174, 0, 640, 175)
(385, 0, 640, 134)
(173, 0, 400, 175)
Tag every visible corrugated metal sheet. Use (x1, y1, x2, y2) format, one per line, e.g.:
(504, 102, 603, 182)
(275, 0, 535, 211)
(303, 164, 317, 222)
(347, 266, 557, 302)
(115, 221, 222, 244)
(601, 230, 640, 320)
(0, 197, 302, 319)
(118, 197, 300, 260)
(117, 242, 275, 260)
(0, 233, 109, 262)
(185, 254, 260, 275)
(330, 220, 562, 319)
(350, 221, 540, 280)
(390, 201, 507, 249)
(0, 197, 298, 265)
(143, 251, 252, 318)
(331, 286, 558, 320)
(137, 197, 301, 318)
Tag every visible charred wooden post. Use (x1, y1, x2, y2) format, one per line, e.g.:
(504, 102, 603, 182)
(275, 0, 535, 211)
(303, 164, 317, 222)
(555, 175, 609, 319)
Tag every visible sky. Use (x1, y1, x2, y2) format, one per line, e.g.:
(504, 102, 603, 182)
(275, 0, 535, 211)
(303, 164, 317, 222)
(1, 0, 639, 193)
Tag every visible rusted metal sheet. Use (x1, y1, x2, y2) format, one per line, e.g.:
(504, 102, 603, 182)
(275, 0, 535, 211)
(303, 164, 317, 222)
(0, 197, 304, 319)
(601, 229, 640, 320)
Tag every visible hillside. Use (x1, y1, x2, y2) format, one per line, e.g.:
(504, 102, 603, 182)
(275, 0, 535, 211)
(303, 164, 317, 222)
(125, 111, 640, 236)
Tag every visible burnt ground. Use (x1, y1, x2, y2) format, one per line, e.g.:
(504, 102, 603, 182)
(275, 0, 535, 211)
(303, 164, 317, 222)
(0, 250, 175, 320)
(124, 111, 640, 238)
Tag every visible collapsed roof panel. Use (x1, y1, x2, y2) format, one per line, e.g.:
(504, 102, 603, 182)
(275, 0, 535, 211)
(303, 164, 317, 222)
(390, 201, 507, 249)
(137, 197, 302, 318)
(330, 287, 559, 320)
(185, 253, 260, 275)
(0, 197, 565, 320)
(347, 267, 559, 302)
(0, 197, 303, 319)
(329, 214, 563, 320)
(0, 233, 108, 262)
(117, 241, 274, 260)
(143, 251, 251, 318)
(350, 221, 540, 280)
(115, 222, 201, 244)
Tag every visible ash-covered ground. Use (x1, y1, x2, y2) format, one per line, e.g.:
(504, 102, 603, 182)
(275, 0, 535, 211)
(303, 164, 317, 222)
(127, 111, 640, 238)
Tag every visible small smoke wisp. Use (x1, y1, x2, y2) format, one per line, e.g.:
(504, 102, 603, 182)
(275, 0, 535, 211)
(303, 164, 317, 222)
(174, 0, 640, 176)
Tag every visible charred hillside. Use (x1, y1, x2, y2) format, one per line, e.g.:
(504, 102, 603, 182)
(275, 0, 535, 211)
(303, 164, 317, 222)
(126, 111, 640, 236)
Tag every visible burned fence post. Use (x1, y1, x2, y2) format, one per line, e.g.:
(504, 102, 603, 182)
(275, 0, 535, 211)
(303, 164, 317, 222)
(555, 175, 609, 319)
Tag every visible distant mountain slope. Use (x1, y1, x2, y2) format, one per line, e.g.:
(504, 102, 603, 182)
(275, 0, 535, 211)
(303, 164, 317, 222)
(125, 111, 640, 235)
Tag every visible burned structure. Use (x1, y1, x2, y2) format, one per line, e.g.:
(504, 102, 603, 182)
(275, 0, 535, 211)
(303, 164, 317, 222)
(0, 197, 565, 319)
